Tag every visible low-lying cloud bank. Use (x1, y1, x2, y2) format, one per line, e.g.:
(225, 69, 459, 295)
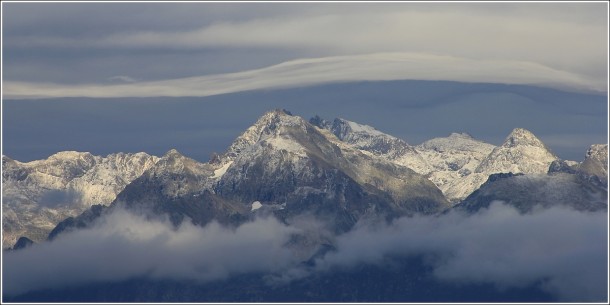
(4, 52, 604, 99)
(311, 202, 608, 301)
(3, 202, 607, 301)
(3, 210, 299, 296)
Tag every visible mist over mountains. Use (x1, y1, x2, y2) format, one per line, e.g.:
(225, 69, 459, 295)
(4, 204, 606, 302)
(2, 108, 607, 302)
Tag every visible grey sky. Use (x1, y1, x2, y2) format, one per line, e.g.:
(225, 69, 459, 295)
(1, 4, 608, 301)
(3, 81, 606, 162)
(2, 2, 608, 93)
(1, 2, 608, 162)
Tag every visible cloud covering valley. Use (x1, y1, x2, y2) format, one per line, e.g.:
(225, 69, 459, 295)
(3, 202, 607, 302)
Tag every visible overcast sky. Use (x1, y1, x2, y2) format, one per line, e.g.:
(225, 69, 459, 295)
(2, 2, 608, 96)
(1, 2, 608, 162)
(1, 4, 608, 301)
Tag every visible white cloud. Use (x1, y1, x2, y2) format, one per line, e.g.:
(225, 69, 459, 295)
(2, 209, 299, 296)
(311, 202, 608, 301)
(4, 52, 604, 99)
(7, 4, 607, 82)
(3, 202, 606, 301)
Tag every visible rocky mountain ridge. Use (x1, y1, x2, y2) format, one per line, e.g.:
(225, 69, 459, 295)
(3, 110, 607, 249)
(2, 152, 158, 247)
(312, 116, 566, 202)
(112, 110, 449, 236)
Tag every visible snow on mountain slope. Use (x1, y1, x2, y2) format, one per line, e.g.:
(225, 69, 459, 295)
(456, 172, 607, 214)
(69, 152, 160, 204)
(415, 133, 496, 202)
(2, 152, 158, 248)
(310, 117, 564, 203)
(310, 116, 431, 175)
(216, 110, 449, 217)
(51, 110, 449, 245)
(223, 109, 305, 162)
(310, 115, 499, 202)
(422, 128, 558, 203)
(117, 149, 214, 201)
(580, 144, 608, 182)
(475, 128, 558, 175)
(549, 143, 608, 186)
(108, 149, 249, 228)
(7, 109, 600, 250)
(212, 110, 449, 235)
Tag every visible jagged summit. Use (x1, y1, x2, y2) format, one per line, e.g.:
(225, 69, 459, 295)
(309, 115, 329, 129)
(475, 128, 557, 175)
(153, 148, 209, 178)
(163, 148, 183, 158)
(310, 115, 415, 155)
(5, 109, 605, 250)
(309, 115, 431, 174)
(276, 108, 293, 116)
(577, 144, 608, 183)
(213, 110, 449, 232)
(330, 118, 387, 139)
(502, 128, 549, 149)
(585, 144, 608, 165)
(222, 109, 307, 162)
(310, 116, 392, 140)
(107, 109, 450, 235)
(415, 132, 496, 202)
(2, 151, 159, 248)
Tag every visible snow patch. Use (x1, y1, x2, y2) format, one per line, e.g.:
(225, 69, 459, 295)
(266, 137, 307, 156)
(251, 201, 262, 211)
(346, 121, 385, 136)
(212, 161, 233, 179)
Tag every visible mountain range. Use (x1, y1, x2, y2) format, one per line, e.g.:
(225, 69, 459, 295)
(2, 109, 607, 249)
(2, 152, 157, 247)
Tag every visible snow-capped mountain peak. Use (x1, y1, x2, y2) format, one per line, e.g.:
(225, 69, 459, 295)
(415, 133, 496, 202)
(3, 151, 159, 248)
(577, 144, 608, 183)
(213, 111, 449, 232)
(502, 128, 549, 149)
(164, 148, 182, 158)
(475, 128, 557, 175)
(223, 109, 306, 162)
(46, 151, 95, 161)
(585, 144, 608, 167)
(331, 118, 387, 139)
(309, 115, 432, 175)
(312, 116, 414, 155)
(152, 149, 210, 178)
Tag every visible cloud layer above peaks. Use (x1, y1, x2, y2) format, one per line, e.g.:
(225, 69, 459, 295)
(3, 2, 607, 97)
(4, 53, 604, 99)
